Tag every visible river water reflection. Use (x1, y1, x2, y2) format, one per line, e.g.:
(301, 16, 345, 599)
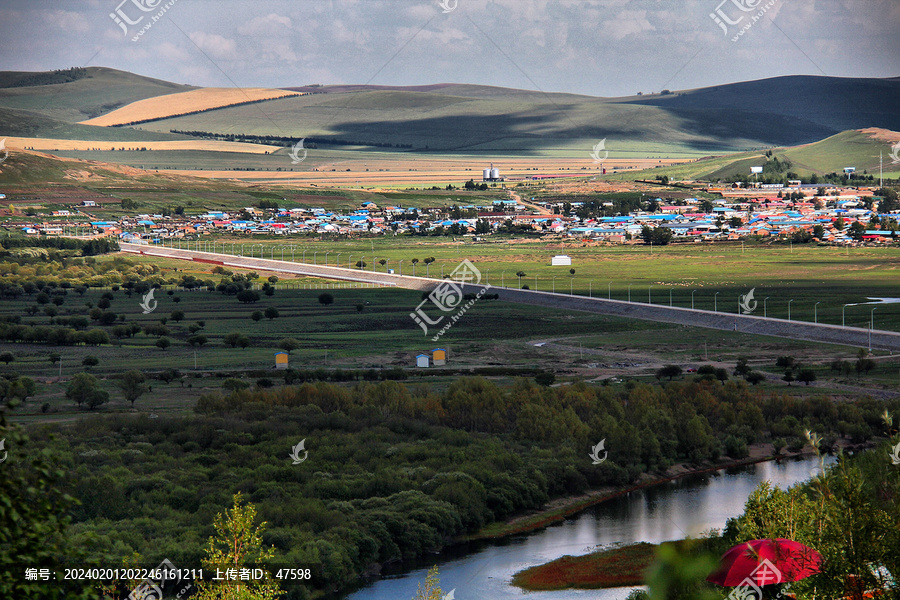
(345, 456, 829, 600)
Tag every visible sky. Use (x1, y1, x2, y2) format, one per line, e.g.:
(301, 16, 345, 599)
(0, 0, 897, 97)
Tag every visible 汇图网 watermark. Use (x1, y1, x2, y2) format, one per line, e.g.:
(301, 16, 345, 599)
(289, 139, 308, 165)
(739, 288, 758, 315)
(289, 439, 309, 465)
(589, 439, 607, 464)
(110, 0, 181, 42)
(128, 558, 192, 600)
(709, 0, 780, 42)
(726, 559, 791, 600)
(140, 288, 157, 314)
(410, 260, 491, 341)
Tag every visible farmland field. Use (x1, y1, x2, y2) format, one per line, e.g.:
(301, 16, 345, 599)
(80, 87, 303, 126)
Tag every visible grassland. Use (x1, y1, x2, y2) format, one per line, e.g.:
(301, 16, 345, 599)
(0, 67, 192, 122)
(182, 236, 900, 330)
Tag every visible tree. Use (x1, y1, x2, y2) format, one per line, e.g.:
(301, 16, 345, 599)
(267, 275, 279, 284)
(193, 493, 282, 600)
(155, 337, 171, 351)
(170, 310, 185, 322)
(81, 355, 99, 369)
(0, 414, 97, 599)
(119, 370, 147, 407)
(48, 352, 61, 365)
(187, 335, 208, 347)
(699, 199, 714, 213)
(0, 352, 14, 365)
(237, 290, 260, 303)
(783, 369, 795, 386)
(849, 221, 866, 241)
(319, 293, 334, 306)
(10, 377, 36, 403)
(224, 332, 244, 348)
(264, 306, 279, 320)
(251, 311, 263, 322)
(412, 565, 445, 600)
(66, 372, 108, 409)
(656, 365, 683, 381)
(355, 260, 367, 269)
(834, 216, 845, 231)
(535, 371, 555, 386)
(734, 357, 751, 377)
(797, 369, 817, 386)
(158, 368, 180, 384)
(278, 338, 301, 354)
(745, 371, 766, 385)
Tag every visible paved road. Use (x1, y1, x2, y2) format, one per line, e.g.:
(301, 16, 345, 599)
(122, 243, 900, 352)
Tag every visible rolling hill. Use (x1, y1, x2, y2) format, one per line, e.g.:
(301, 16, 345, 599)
(1, 68, 899, 171)
(0, 67, 193, 123)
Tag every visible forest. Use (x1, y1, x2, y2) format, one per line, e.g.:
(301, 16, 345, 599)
(2, 376, 897, 599)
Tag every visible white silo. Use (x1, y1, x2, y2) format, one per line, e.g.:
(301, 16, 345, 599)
(491, 167, 500, 180)
(483, 168, 492, 181)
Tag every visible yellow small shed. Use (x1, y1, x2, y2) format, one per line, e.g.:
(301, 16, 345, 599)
(275, 352, 289, 370)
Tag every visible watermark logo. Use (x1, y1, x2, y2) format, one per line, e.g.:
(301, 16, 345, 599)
(0, 139, 8, 165)
(289, 139, 308, 164)
(0, 438, 7, 464)
(443, 589, 456, 600)
(590, 138, 608, 164)
(890, 140, 900, 165)
(589, 439, 607, 464)
(289, 439, 308, 464)
(709, 0, 778, 42)
(739, 288, 757, 314)
(439, 0, 458, 13)
(889, 441, 900, 466)
(726, 559, 784, 600)
(129, 558, 192, 600)
(410, 260, 491, 341)
(110, 0, 180, 42)
(139, 288, 158, 314)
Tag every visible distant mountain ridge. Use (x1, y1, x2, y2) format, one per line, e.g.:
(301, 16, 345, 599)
(0, 68, 898, 153)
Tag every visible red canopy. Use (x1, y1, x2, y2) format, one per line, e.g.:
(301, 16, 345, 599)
(707, 538, 822, 587)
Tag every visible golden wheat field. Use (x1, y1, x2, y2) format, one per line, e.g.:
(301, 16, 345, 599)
(175, 156, 686, 188)
(79, 87, 303, 127)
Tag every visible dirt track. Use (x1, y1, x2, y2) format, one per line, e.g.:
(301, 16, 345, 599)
(121, 243, 900, 352)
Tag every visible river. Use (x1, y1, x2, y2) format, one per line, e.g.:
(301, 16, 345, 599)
(344, 456, 829, 600)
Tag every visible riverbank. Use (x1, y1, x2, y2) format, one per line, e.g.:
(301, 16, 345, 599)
(465, 445, 816, 542)
(510, 542, 657, 590)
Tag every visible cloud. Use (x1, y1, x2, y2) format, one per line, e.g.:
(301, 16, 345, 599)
(599, 10, 655, 41)
(188, 31, 239, 60)
(237, 13, 293, 36)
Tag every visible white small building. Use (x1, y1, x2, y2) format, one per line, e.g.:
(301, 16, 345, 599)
(416, 354, 430, 368)
(551, 255, 572, 266)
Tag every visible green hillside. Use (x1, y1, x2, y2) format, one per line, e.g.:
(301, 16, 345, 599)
(0, 107, 189, 142)
(0, 66, 192, 123)
(609, 128, 900, 182)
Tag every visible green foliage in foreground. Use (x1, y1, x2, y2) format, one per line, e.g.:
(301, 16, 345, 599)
(2, 378, 897, 597)
(640, 437, 900, 599)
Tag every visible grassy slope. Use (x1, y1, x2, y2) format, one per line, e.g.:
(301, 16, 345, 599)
(0, 67, 192, 123)
(606, 128, 900, 181)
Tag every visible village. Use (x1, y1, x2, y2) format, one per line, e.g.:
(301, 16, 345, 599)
(12, 177, 899, 245)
